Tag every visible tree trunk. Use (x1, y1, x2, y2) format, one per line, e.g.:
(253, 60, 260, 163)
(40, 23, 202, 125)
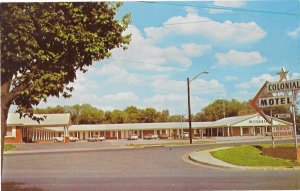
(1, 82, 12, 175)
(1, 106, 9, 175)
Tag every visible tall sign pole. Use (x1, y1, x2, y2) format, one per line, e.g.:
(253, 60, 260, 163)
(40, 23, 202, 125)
(292, 90, 298, 147)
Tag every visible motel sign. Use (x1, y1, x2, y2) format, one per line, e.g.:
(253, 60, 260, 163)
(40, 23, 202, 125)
(259, 96, 293, 108)
(266, 79, 300, 93)
(251, 67, 299, 143)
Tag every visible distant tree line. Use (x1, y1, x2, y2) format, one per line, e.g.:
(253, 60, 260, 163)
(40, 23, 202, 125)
(34, 99, 296, 124)
(34, 104, 184, 124)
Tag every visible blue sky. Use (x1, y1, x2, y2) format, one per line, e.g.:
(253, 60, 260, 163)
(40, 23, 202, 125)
(38, 0, 300, 115)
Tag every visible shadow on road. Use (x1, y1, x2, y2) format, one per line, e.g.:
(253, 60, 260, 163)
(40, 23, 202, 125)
(2, 182, 45, 191)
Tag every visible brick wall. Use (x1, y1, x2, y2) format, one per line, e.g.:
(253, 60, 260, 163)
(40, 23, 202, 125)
(262, 147, 300, 161)
(232, 128, 241, 136)
(4, 126, 23, 143)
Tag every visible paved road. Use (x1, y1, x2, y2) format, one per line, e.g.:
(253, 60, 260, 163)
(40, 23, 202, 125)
(3, 143, 300, 190)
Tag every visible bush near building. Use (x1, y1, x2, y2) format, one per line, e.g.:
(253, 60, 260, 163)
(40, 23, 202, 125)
(4, 144, 16, 151)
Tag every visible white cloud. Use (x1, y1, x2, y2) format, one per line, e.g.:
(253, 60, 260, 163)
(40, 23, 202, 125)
(225, 75, 238, 81)
(90, 63, 140, 84)
(150, 75, 226, 97)
(288, 25, 300, 39)
(290, 72, 300, 79)
(99, 91, 138, 103)
(236, 73, 278, 89)
(215, 50, 267, 66)
(108, 26, 210, 72)
(232, 90, 251, 101)
(213, 0, 246, 7)
(145, 10, 266, 44)
(144, 93, 209, 114)
(181, 43, 212, 56)
(210, 0, 246, 13)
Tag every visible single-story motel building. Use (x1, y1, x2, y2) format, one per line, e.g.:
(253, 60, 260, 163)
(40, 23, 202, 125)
(4, 113, 293, 143)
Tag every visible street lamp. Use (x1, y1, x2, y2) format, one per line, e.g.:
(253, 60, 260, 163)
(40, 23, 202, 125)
(187, 71, 208, 144)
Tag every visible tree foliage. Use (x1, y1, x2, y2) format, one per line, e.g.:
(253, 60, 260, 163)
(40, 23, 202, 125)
(34, 105, 175, 124)
(1, 2, 131, 117)
(194, 99, 253, 122)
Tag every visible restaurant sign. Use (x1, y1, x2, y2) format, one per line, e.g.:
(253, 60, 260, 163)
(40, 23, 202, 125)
(272, 126, 294, 137)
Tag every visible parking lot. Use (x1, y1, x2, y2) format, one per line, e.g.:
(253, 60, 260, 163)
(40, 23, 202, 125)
(7, 138, 206, 152)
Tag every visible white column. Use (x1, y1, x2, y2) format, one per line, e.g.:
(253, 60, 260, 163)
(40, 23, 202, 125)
(222, 127, 224, 137)
(116, 131, 119, 140)
(217, 128, 219, 137)
(227, 127, 230, 137)
(253, 127, 256, 136)
(240, 127, 243, 136)
(210, 128, 213, 136)
(141, 130, 144, 138)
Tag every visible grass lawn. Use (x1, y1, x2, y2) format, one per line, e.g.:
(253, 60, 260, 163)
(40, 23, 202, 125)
(211, 145, 300, 167)
(4, 144, 16, 151)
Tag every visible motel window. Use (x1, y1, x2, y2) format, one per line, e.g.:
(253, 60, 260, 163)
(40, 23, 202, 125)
(6, 127, 12, 136)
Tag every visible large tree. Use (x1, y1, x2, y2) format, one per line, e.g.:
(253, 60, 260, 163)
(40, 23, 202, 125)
(1, 2, 131, 170)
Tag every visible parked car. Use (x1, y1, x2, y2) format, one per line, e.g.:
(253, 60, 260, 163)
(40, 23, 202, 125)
(128, 134, 138, 140)
(159, 133, 169, 139)
(87, 136, 98, 142)
(53, 136, 64, 142)
(181, 132, 189, 139)
(144, 134, 158, 139)
(96, 135, 105, 142)
(87, 136, 105, 142)
(69, 136, 80, 142)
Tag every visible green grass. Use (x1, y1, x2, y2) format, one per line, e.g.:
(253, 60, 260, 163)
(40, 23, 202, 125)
(4, 144, 16, 151)
(211, 145, 300, 167)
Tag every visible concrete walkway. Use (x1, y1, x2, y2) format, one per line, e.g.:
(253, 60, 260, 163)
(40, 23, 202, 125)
(189, 147, 300, 170)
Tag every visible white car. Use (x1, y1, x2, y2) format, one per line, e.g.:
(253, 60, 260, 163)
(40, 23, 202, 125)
(128, 134, 138, 140)
(87, 136, 105, 142)
(181, 132, 189, 139)
(96, 136, 105, 142)
(69, 136, 80, 142)
(53, 136, 64, 142)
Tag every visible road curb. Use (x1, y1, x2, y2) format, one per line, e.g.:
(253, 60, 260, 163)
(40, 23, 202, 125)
(188, 154, 234, 169)
(188, 148, 300, 171)
(4, 146, 135, 155)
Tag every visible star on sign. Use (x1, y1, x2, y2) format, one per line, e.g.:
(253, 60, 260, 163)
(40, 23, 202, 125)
(277, 67, 289, 82)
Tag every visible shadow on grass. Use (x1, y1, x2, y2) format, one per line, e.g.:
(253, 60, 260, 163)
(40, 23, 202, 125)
(2, 182, 45, 191)
(253, 145, 263, 151)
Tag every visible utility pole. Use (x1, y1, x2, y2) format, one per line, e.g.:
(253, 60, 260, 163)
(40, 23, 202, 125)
(186, 71, 208, 144)
(187, 77, 192, 144)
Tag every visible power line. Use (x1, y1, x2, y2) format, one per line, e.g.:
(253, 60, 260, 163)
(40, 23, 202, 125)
(141, 1, 300, 17)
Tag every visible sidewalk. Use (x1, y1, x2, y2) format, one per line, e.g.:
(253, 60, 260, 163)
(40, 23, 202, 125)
(189, 147, 300, 170)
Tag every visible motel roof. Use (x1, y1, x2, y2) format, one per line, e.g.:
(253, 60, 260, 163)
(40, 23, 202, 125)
(7, 113, 71, 127)
(44, 121, 213, 132)
(209, 113, 292, 127)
